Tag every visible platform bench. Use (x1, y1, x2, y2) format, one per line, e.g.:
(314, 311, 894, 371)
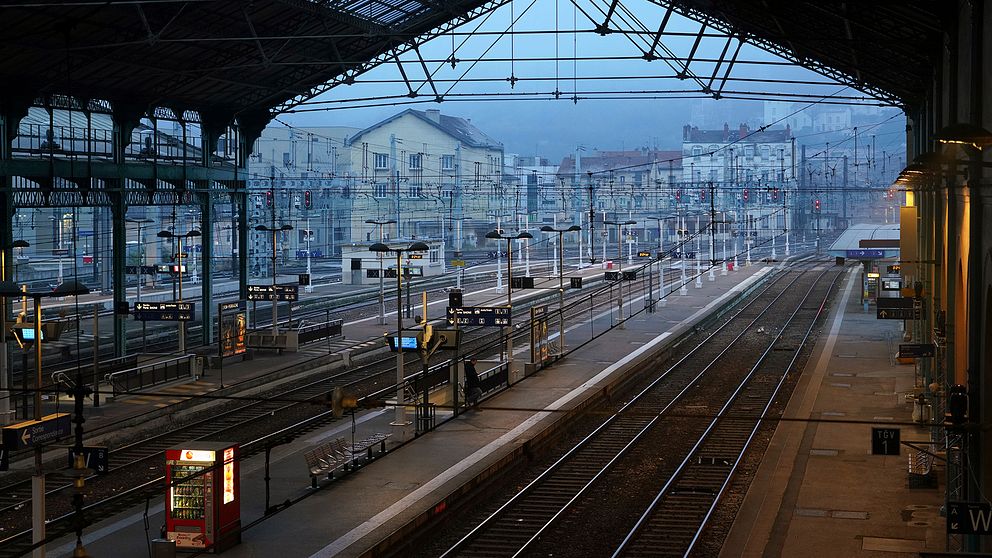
(304, 440, 350, 488)
(347, 433, 391, 463)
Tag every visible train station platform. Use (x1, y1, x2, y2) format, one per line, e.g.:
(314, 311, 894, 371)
(51, 262, 775, 557)
(15, 262, 615, 464)
(722, 267, 946, 556)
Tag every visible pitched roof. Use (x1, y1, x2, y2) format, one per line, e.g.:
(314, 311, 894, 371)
(345, 109, 502, 150)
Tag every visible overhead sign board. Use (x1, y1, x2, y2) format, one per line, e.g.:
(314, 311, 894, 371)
(948, 501, 992, 535)
(247, 284, 299, 302)
(511, 276, 535, 289)
(876, 297, 918, 320)
(605, 271, 637, 281)
(637, 251, 652, 258)
(445, 306, 512, 327)
(898, 343, 936, 358)
(847, 249, 885, 259)
(133, 302, 194, 321)
(870, 427, 900, 456)
(125, 265, 158, 276)
(2, 413, 71, 450)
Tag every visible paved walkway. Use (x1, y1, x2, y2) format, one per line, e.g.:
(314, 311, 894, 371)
(722, 267, 945, 556)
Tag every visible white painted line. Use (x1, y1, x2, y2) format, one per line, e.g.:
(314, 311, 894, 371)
(310, 266, 772, 558)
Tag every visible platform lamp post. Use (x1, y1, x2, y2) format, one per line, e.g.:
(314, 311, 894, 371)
(540, 225, 580, 355)
(485, 230, 533, 377)
(366, 219, 396, 326)
(369, 241, 429, 441)
(0, 240, 29, 425)
(646, 217, 668, 306)
(126, 219, 153, 352)
(604, 220, 635, 329)
(157, 229, 200, 354)
(254, 224, 293, 337)
(19, 279, 90, 558)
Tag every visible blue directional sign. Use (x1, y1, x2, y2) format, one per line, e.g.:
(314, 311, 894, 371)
(847, 249, 885, 259)
(2, 413, 71, 450)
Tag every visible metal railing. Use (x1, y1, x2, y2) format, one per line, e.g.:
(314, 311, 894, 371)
(297, 318, 343, 345)
(106, 354, 198, 397)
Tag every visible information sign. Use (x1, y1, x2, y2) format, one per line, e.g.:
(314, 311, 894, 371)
(409, 254, 424, 259)
(605, 271, 637, 281)
(570, 277, 583, 289)
(298, 273, 311, 286)
(67, 446, 109, 474)
(948, 501, 992, 535)
(52, 248, 69, 257)
(511, 276, 535, 289)
(218, 301, 247, 358)
(445, 306, 512, 327)
(530, 306, 551, 363)
(877, 297, 917, 320)
(637, 251, 652, 258)
(2, 413, 71, 450)
(247, 284, 299, 302)
(450, 259, 466, 267)
(133, 302, 194, 321)
(898, 343, 936, 358)
(125, 265, 158, 276)
(847, 249, 885, 259)
(870, 427, 900, 455)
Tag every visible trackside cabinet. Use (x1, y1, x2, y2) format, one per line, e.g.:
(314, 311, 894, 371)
(165, 442, 241, 552)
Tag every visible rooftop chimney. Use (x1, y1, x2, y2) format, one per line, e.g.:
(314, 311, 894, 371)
(426, 109, 441, 123)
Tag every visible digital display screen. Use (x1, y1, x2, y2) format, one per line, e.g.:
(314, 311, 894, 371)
(398, 336, 418, 349)
(20, 328, 42, 341)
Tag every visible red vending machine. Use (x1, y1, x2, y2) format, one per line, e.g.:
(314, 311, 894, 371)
(165, 442, 241, 552)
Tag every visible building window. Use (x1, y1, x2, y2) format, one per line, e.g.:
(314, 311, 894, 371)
(374, 153, 388, 170)
(409, 153, 422, 170)
(691, 146, 702, 158)
(441, 154, 455, 170)
(373, 182, 388, 198)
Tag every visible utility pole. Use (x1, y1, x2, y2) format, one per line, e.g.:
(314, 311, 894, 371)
(587, 173, 595, 264)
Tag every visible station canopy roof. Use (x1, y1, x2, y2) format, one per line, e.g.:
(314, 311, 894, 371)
(1, 0, 943, 121)
(0, 0, 492, 121)
(828, 223, 901, 259)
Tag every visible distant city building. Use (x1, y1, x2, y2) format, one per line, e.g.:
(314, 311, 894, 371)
(246, 125, 358, 276)
(343, 108, 505, 251)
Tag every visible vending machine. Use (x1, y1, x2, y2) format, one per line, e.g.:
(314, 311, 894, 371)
(165, 442, 241, 552)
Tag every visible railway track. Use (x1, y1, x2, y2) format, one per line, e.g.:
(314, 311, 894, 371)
(0, 260, 671, 557)
(436, 260, 842, 558)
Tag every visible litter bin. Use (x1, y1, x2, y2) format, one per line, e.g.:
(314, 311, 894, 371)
(151, 539, 176, 558)
(727, 262, 734, 272)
